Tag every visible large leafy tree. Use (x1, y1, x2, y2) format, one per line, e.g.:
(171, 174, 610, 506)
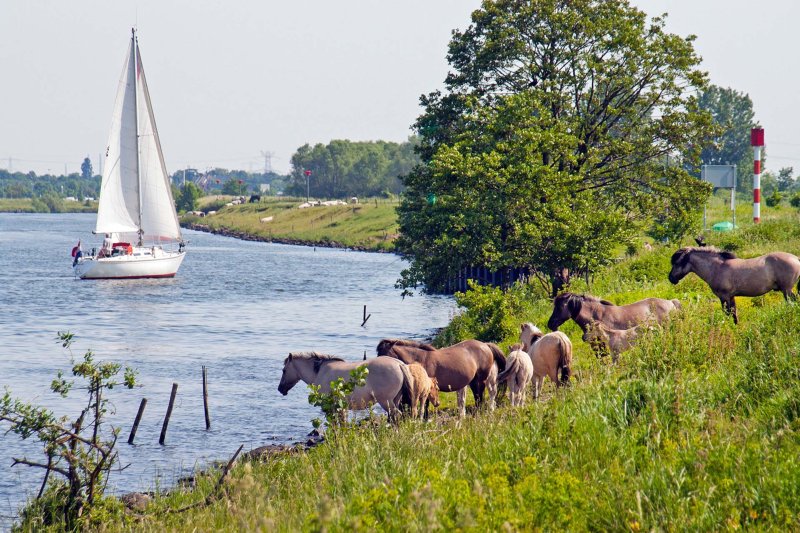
(397, 0, 713, 296)
(697, 85, 759, 192)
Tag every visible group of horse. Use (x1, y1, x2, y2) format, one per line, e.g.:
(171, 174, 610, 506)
(277, 246, 800, 420)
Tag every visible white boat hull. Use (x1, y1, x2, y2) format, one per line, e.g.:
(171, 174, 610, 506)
(74, 249, 186, 280)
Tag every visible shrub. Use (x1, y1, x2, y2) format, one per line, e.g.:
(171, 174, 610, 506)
(308, 366, 368, 428)
(765, 191, 782, 207)
(0, 333, 137, 529)
(790, 193, 800, 209)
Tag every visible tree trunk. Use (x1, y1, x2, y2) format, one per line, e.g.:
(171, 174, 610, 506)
(550, 267, 571, 298)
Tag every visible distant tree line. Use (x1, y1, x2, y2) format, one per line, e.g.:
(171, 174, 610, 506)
(287, 138, 419, 199)
(0, 169, 100, 200)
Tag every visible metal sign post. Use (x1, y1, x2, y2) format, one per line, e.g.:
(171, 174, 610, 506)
(701, 164, 737, 230)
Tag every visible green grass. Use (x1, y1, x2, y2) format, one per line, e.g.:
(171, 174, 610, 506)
(0, 198, 97, 213)
(184, 196, 400, 251)
(15, 198, 800, 531)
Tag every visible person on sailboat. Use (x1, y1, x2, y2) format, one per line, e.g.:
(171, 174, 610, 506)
(100, 233, 113, 257)
(71, 240, 83, 266)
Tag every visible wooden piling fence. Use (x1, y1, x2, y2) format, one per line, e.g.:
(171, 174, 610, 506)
(128, 398, 148, 445)
(159, 383, 179, 445)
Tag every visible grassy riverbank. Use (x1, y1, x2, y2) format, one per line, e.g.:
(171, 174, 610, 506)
(16, 199, 800, 530)
(0, 198, 96, 213)
(183, 196, 400, 251)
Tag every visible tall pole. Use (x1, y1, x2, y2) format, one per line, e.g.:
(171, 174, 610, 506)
(751, 127, 765, 223)
(304, 169, 312, 202)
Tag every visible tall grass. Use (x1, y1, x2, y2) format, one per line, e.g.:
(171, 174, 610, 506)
(17, 204, 800, 531)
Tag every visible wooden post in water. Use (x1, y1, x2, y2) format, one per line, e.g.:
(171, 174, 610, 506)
(361, 305, 371, 327)
(159, 383, 178, 445)
(202, 366, 211, 430)
(128, 398, 148, 445)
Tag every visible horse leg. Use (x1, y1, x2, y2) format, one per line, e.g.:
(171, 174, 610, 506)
(719, 296, 738, 324)
(457, 388, 467, 418)
(470, 381, 485, 410)
(533, 375, 544, 400)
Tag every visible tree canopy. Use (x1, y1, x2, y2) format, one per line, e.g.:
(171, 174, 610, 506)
(397, 0, 714, 295)
(287, 139, 419, 198)
(697, 85, 760, 192)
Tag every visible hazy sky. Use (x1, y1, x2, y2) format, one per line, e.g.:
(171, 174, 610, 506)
(2, 1, 798, 177)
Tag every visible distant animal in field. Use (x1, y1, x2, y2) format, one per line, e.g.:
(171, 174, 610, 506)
(249, 194, 261, 203)
(669, 246, 800, 324)
(407, 363, 440, 418)
(496, 343, 533, 406)
(519, 323, 573, 399)
(376, 338, 506, 417)
(277, 352, 413, 422)
(581, 321, 648, 362)
(547, 292, 680, 333)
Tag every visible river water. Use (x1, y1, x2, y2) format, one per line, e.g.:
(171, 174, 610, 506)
(0, 213, 454, 527)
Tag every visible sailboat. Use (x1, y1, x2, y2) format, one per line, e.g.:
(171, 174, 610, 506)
(74, 29, 186, 279)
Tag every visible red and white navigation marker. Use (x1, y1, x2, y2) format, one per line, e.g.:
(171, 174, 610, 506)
(751, 127, 765, 223)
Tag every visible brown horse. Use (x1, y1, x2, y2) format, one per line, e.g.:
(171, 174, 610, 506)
(547, 292, 680, 333)
(376, 338, 506, 417)
(669, 246, 800, 324)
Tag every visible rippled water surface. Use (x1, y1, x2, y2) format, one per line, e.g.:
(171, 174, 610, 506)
(0, 213, 454, 526)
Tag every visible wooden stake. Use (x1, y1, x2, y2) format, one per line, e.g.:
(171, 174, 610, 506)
(128, 398, 148, 445)
(361, 305, 371, 327)
(202, 366, 211, 430)
(159, 383, 178, 445)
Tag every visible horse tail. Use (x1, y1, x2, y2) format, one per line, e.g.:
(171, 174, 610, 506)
(398, 363, 415, 413)
(487, 343, 507, 372)
(497, 352, 519, 383)
(556, 333, 573, 387)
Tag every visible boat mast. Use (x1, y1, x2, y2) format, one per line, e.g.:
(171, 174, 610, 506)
(133, 28, 144, 246)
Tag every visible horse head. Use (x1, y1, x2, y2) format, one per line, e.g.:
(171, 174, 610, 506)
(547, 293, 582, 331)
(376, 339, 398, 356)
(429, 377, 441, 408)
(520, 322, 544, 350)
(668, 248, 694, 284)
(278, 353, 300, 395)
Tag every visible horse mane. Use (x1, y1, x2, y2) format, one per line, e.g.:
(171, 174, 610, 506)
(287, 351, 345, 373)
(672, 246, 737, 265)
(376, 338, 436, 354)
(555, 292, 614, 308)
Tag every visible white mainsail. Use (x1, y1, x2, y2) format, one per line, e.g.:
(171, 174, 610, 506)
(95, 30, 181, 243)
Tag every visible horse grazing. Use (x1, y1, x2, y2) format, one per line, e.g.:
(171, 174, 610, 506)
(547, 292, 680, 333)
(376, 338, 506, 417)
(496, 343, 533, 406)
(407, 363, 440, 418)
(669, 246, 800, 324)
(582, 321, 647, 362)
(520, 323, 573, 399)
(277, 352, 413, 421)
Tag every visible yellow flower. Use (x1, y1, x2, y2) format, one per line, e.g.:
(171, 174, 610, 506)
(629, 520, 641, 532)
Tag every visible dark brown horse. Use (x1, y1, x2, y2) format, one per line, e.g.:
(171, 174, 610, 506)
(376, 339, 506, 417)
(547, 292, 680, 333)
(669, 246, 800, 324)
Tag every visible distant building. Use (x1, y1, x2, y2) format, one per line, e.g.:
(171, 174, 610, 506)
(259, 183, 271, 193)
